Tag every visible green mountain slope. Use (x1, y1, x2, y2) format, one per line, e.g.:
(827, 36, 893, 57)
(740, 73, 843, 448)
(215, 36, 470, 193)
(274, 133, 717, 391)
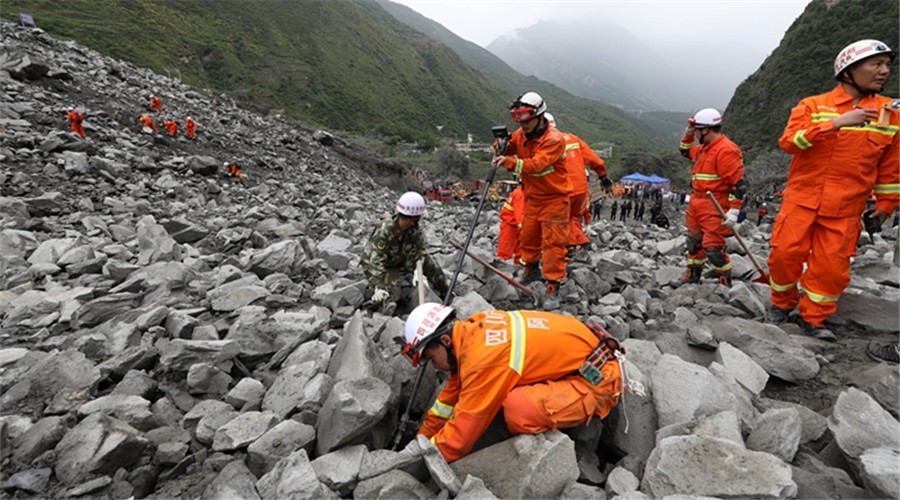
(726, 0, 898, 161)
(377, 0, 667, 149)
(5, 0, 664, 149)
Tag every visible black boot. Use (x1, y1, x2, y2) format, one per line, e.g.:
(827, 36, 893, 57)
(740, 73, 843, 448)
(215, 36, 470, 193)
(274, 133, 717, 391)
(767, 305, 791, 324)
(671, 267, 702, 288)
(518, 264, 542, 286)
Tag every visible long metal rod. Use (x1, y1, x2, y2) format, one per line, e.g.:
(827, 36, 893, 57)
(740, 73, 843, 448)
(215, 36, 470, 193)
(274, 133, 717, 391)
(705, 191, 768, 279)
(449, 239, 537, 304)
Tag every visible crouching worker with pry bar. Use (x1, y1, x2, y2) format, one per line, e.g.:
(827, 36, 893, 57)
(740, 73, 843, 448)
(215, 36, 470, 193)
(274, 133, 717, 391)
(398, 302, 624, 462)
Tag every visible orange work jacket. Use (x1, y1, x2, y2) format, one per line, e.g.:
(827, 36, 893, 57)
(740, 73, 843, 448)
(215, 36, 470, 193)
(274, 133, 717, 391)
(679, 134, 744, 210)
(778, 85, 899, 217)
(163, 120, 177, 136)
(559, 132, 607, 195)
(499, 186, 525, 226)
(503, 126, 571, 201)
(66, 110, 83, 124)
(418, 310, 601, 462)
(139, 115, 157, 132)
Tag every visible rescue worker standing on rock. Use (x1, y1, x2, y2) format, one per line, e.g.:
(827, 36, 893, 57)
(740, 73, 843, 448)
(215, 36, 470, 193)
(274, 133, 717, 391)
(766, 39, 898, 340)
(401, 302, 622, 463)
(185, 116, 197, 140)
(545, 113, 613, 260)
(149, 94, 162, 113)
(163, 118, 178, 137)
(66, 106, 85, 138)
(496, 179, 525, 264)
(362, 192, 449, 315)
(673, 108, 746, 287)
(492, 92, 571, 309)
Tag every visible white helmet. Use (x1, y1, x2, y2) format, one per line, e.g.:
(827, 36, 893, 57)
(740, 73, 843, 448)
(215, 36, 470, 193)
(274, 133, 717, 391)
(401, 302, 455, 366)
(223, 162, 229, 167)
(509, 92, 547, 123)
(834, 39, 894, 78)
(693, 108, 723, 128)
(545, 112, 556, 128)
(396, 191, 426, 217)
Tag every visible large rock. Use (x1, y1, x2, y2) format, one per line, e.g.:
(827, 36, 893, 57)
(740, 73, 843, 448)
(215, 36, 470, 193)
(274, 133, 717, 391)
(451, 432, 578, 499)
(714, 341, 769, 395)
(206, 275, 268, 312)
(248, 420, 316, 476)
(248, 240, 304, 277)
(746, 407, 802, 463)
(212, 411, 279, 451)
(261, 361, 321, 418)
(650, 354, 736, 427)
(834, 293, 900, 333)
(642, 435, 797, 498)
(136, 215, 181, 265)
(858, 447, 900, 499)
(156, 339, 240, 371)
(204, 460, 261, 500)
(53, 413, 152, 485)
(326, 311, 392, 384)
(256, 449, 332, 499)
(828, 387, 900, 460)
(315, 377, 392, 455)
(706, 317, 819, 382)
(311, 444, 368, 496)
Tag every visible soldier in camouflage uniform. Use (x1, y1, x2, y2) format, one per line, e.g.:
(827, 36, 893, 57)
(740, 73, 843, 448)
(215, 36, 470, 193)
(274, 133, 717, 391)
(362, 192, 449, 315)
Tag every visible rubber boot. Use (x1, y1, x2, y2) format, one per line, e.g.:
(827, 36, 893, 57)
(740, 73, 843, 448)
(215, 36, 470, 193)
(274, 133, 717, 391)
(800, 319, 837, 342)
(518, 263, 542, 286)
(715, 271, 732, 287)
(670, 266, 702, 288)
(767, 305, 791, 324)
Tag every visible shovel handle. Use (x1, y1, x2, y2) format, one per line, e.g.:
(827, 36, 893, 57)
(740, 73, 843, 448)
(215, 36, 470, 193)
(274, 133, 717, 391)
(705, 191, 767, 278)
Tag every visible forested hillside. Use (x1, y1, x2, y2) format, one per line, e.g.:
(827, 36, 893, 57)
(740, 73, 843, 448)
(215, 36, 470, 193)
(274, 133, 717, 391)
(4, 0, 663, 148)
(726, 0, 898, 163)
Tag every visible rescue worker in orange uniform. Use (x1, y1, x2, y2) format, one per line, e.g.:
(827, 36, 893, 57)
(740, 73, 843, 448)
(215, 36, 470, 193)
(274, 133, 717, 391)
(162, 119, 178, 137)
(225, 162, 245, 181)
(766, 39, 898, 340)
(673, 108, 746, 287)
(401, 302, 622, 463)
(496, 181, 525, 263)
(492, 92, 571, 309)
(138, 114, 157, 133)
(66, 107, 85, 138)
(545, 113, 613, 258)
(149, 95, 162, 113)
(185, 116, 197, 140)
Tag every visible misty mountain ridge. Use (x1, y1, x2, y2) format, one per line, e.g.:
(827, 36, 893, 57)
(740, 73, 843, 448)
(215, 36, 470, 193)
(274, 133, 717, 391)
(486, 18, 757, 112)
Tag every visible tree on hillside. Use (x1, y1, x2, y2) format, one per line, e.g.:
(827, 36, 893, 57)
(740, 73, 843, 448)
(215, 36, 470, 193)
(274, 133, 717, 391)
(434, 146, 470, 179)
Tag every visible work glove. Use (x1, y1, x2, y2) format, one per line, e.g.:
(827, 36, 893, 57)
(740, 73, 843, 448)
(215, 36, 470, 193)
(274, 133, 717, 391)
(372, 288, 389, 303)
(722, 208, 740, 227)
(599, 176, 613, 192)
(399, 438, 422, 457)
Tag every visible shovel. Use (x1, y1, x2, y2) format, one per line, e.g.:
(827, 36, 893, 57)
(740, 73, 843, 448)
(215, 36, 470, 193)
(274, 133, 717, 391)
(706, 191, 770, 284)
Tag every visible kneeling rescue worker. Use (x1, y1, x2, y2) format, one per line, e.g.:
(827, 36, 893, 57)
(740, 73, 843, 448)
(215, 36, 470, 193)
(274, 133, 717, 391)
(674, 107, 746, 287)
(401, 302, 623, 463)
(766, 39, 898, 340)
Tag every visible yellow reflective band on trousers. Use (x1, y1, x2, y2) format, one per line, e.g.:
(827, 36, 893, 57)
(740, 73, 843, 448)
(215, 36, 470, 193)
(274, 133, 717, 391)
(874, 183, 900, 194)
(793, 130, 812, 150)
(805, 288, 839, 303)
(513, 159, 524, 174)
(769, 277, 797, 292)
(692, 173, 721, 181)
(687, 258, 708, 266)
(507, 311, 527, 375)
(710, 261, 732, 272)
(429, 400, 454, 419)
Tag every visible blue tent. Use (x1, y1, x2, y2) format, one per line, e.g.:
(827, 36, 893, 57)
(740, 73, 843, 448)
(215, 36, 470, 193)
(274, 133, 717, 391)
(646, 174, 669, 184)
(621, 172, 652, 182)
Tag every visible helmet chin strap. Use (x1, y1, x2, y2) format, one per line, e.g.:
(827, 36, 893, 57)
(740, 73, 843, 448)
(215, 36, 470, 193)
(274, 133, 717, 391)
(844, 70, 877, 96)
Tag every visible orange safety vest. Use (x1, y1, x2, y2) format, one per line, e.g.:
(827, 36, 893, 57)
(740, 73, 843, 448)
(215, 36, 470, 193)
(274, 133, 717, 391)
(559, 132, 607, 195)
(503, 126, 571, 201)
(679, 134, 744, 210)
(499, 186, 525, 226)
(778, 85, 899, 217)
(418, 310, 604, 462)
(163, 120, 177, 136)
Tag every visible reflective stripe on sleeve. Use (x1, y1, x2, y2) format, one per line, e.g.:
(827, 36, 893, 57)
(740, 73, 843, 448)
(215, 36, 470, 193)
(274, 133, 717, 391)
(874, 183, 900, 194)
(565, 142, 580, 151)
(514, 159, 523, 174)
(839, 124, 899, 136)
(793, 130, 812, 150)
(507, 311, 527, 374)
(810, 112, 839, 123)
(769, 278, 797, 292)
(503, 202, 514, 211)
(428, 400, 454, 419)
(679, 141, 693, 149)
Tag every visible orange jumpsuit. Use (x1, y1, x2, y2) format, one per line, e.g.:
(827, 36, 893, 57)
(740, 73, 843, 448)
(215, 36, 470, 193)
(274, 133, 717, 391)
(139, 115, 157, 133)
(678, 133, 744, 276)
(768, 85, 899, 326)
(185, 118, 196, 139)
(497, 186, 525, 262)
(66, 110, 85, 138)
(559, 132, 607, 247)
(163, 120, 178, 137)
(418, 310, 622, 462)
(150, 96, 162, 113)
(502, 125, 571, 282)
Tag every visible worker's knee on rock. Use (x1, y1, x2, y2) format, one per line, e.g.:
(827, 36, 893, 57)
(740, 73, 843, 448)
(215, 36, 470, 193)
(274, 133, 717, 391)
(707, 246, 728, 267)
(502, 388, 548, 435)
